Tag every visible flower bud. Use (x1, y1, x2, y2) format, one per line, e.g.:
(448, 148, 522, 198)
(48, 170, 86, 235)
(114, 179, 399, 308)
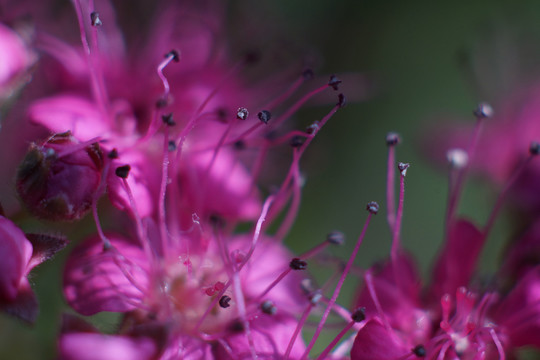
(16, 132, 103, 221)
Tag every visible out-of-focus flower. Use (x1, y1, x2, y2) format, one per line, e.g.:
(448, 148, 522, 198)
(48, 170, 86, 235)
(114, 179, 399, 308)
(0, 22, 35, 105)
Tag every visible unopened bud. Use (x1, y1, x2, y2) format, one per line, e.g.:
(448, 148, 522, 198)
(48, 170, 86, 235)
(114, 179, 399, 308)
(16, 132, 103, 221)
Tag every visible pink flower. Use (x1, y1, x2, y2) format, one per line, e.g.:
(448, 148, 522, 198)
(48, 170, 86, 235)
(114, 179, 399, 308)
(0, 215, 66, 323)
(0, 22, 35, 103)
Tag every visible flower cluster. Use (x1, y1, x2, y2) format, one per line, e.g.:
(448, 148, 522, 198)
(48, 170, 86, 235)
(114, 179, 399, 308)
(2, 0, 540, 359)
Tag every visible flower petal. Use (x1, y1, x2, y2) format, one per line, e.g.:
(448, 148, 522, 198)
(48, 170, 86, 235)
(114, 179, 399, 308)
(63, 235, 149, 315)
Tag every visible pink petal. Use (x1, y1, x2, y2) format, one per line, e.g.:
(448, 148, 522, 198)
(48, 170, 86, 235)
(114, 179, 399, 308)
(179, 150, 261, 221)
(0, 216, 32, 301)
(0, 23, 33, 87)
(496, 266, 540, 348)
(429, 218, 484, 301)
(59, 333, 156, 360)
(28, 95, 110, 141)
(63, 234, 149, 315)
(351, 319, 409, 360)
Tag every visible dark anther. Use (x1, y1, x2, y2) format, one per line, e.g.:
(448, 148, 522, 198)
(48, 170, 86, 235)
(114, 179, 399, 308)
(412, 345, 426, 357)
(351, 307, 366, 322)
(168, 141, 177, 152)
(326, 231, 345, 245)
(216, 108, 228, 122)
(108, 148, 119, 159)
(366, 201, 379, 214)
(260, 300, 277, 315)
(161, 113, 175, 126)
(115, 165, 131, 179)
(156, 97, 168, 108)
(473, 102, 493, 119)
(290, 258, 307, 270)
(228, 319, 245, 333)
(398, 162, 410, 176)
(328, 75, 342, 90)
(209, 214, 225, 228)
(237, 107, 249, 120)
(530, 141, 540, 156)
(257, 110, 271, 124)
(244, 50, 261, 65)
(165, 49, 180, 63)
(302, 68, 314, 80)
(290, 135, 306, 148)
(234, 140, 246, 151)
(90, 12, 102, 27)
(386, 132, 401, 146)
(219, 295, 231, 308)
(337, 93, 346, 108)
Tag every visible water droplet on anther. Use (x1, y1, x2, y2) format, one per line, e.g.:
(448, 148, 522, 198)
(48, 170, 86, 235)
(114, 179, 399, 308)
(90, 12, 102, 27)
(473, 102, 493, 119)
(237, 107, 249, 120)
(398, 162, 410, 176)
(447, 148, 468, 168)
(290, 258, 307, 270)
(115, 165, 131, 178)
(328, 75, 342, 90)
(366, 201, 379, 214)
(326, 231, 345, 245)
(257, 110, 271, 124)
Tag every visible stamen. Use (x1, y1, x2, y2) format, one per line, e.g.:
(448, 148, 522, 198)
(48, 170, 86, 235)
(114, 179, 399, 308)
(483, 141, 540, 237)
(386, 132, 400, 230)
(301, 204, 376, 359)
(315, 314, 361, 360)
(391, 163, 409, 267)
(446, 103, 489, 231)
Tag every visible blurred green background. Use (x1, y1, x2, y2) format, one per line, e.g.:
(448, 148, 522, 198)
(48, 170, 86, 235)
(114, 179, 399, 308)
(4, 0, 540, 358)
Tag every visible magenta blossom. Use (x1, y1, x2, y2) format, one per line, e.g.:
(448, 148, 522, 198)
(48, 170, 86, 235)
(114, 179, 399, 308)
(0, 215, 66, 323)
(351, 119, 540, 359)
